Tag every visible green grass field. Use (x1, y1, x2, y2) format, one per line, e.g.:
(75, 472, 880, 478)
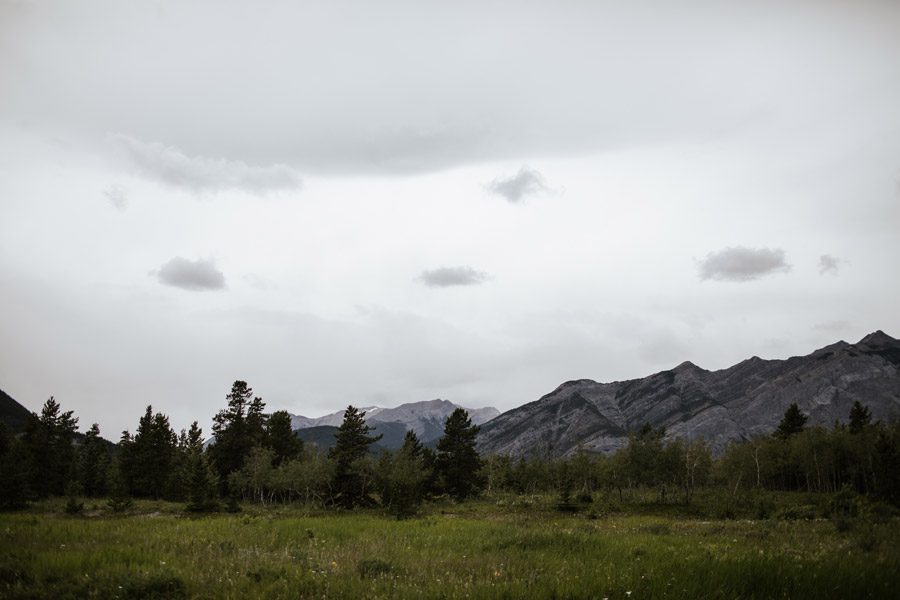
(2, 497, 898, 599)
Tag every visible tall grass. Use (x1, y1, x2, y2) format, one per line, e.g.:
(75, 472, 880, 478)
(1, 499, 898, 598)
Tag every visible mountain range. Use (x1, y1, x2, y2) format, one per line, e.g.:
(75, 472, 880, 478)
(289, 399, 500, 449)
(4, 332, 899, 459)
(476, 331, 900, 458)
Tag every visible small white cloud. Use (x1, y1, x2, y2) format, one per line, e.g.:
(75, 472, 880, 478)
(110, 134, 302, 195)
(417, 266, 490, 287)
(818, 254, 841, 275)
(486, 165, 550, 203)
(698, 246, 791, 282)
(103, 184, 128, 210)
(153, 257, 226, 291)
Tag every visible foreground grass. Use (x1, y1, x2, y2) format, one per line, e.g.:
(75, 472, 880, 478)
(1, 499, 898, 599)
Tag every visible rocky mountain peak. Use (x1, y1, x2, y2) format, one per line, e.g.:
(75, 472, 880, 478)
(477, 332, 900, 458)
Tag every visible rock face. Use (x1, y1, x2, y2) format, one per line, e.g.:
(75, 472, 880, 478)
(290, 399, 500, 446)
(477, 331, 900, 458)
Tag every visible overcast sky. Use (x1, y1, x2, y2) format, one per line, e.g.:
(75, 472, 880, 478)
(1, 0, 899, 438)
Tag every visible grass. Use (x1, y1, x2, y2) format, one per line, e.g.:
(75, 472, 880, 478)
(1, 496, 898, 599)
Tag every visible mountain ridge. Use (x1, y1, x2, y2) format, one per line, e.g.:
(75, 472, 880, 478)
(477, 331, 900, 458)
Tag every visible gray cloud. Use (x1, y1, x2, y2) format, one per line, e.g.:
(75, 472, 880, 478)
(154, 257, 226, 291)
(103, 184, 128, 210)
(698, 247, 791, 282)
(486, 166, 550, 203)
(818, 254, 841, 275)
(417, 266, 490, 287)
(111, 134, 302, 195)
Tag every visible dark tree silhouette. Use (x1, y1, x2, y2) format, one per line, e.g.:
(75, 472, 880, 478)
(123, 406, 177, 498)
(23, 397, 79, 497)
(328, 405, 381, 508)
(774, 403, 808, 440)
(209, 381, 268, 485)
(377, 430, 429, 517)
(267, 410, 303, 465)
(435, 408, 483, 500)
(848, 401, 873, 434)
(77, 423, 110, 497)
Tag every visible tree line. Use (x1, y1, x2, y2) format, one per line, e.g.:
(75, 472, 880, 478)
(1, 382, 898, 514)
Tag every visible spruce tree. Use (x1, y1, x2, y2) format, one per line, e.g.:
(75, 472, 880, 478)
(0, 422, 31, 509)
(848, 401, 872, 434)
(185, 450, 219, 512)
(127, 406, 177, 498)
(23, 397, 79, 497)
(78, 423, 110, 497)
(774, 403, 808, 440)
(267, 410, 303, 465)
(378, 430, 429, 517)
(209, 381, 267, 485)
(435, 409, 483, 501)
(328, 406, 382, 508)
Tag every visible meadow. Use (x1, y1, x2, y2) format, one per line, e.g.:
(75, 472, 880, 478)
(1, 494, 898, 599)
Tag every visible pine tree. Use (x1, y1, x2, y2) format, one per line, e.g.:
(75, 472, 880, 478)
(774, 403, 808, 440)
(848, 401, 872, 434)
(23, 397, 79, 497)
(267, 410, 303, 465)
(377, 430, 429, 517)
(0, 422, 31, 509)
(126, 406, 177, 498)
(435, 409, 483, 501)
(106, 461, 133, 513)
(78, 423, 110, 497)
(328, 406, 382, 508)
(185, 449, 219, 512)
(209, 381, 267, 485)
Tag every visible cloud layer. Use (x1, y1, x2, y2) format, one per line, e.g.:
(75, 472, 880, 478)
(154, 257, 226, 291)
(417, 266, 490, 287)
(698, 247, 791, 282)
(486, 166, 550, 203)
(112, 134, 302, 195)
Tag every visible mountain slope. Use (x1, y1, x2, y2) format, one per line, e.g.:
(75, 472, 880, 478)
(0, 388, 32, 433)
(477, 331, 900, 458)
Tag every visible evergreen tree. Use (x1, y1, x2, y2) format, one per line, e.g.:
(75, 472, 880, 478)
(23, 397, 79, 497)
(774, 403, 808, 440)
(267, 410, 303, 465)
(184, 423, 219, 513)
(106, 461, 133, 513)
(377, 430, 429, 517)
(328, 406, 382, 508)
(435, 409, 483, 501)
(77, 423, 110, 497)
(209, 381, 267, 485)
(126, 406, 177, 498)
(848, 401, 872, 434)
(0, 422, 31, 509)
(170, 421, 206, 502)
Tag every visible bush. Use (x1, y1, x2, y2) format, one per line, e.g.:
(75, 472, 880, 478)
(829, 485, 859, 519)
(64, 481, 84, 515)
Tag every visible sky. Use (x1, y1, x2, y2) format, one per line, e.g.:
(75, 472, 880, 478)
(1, 0, 899, 438)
